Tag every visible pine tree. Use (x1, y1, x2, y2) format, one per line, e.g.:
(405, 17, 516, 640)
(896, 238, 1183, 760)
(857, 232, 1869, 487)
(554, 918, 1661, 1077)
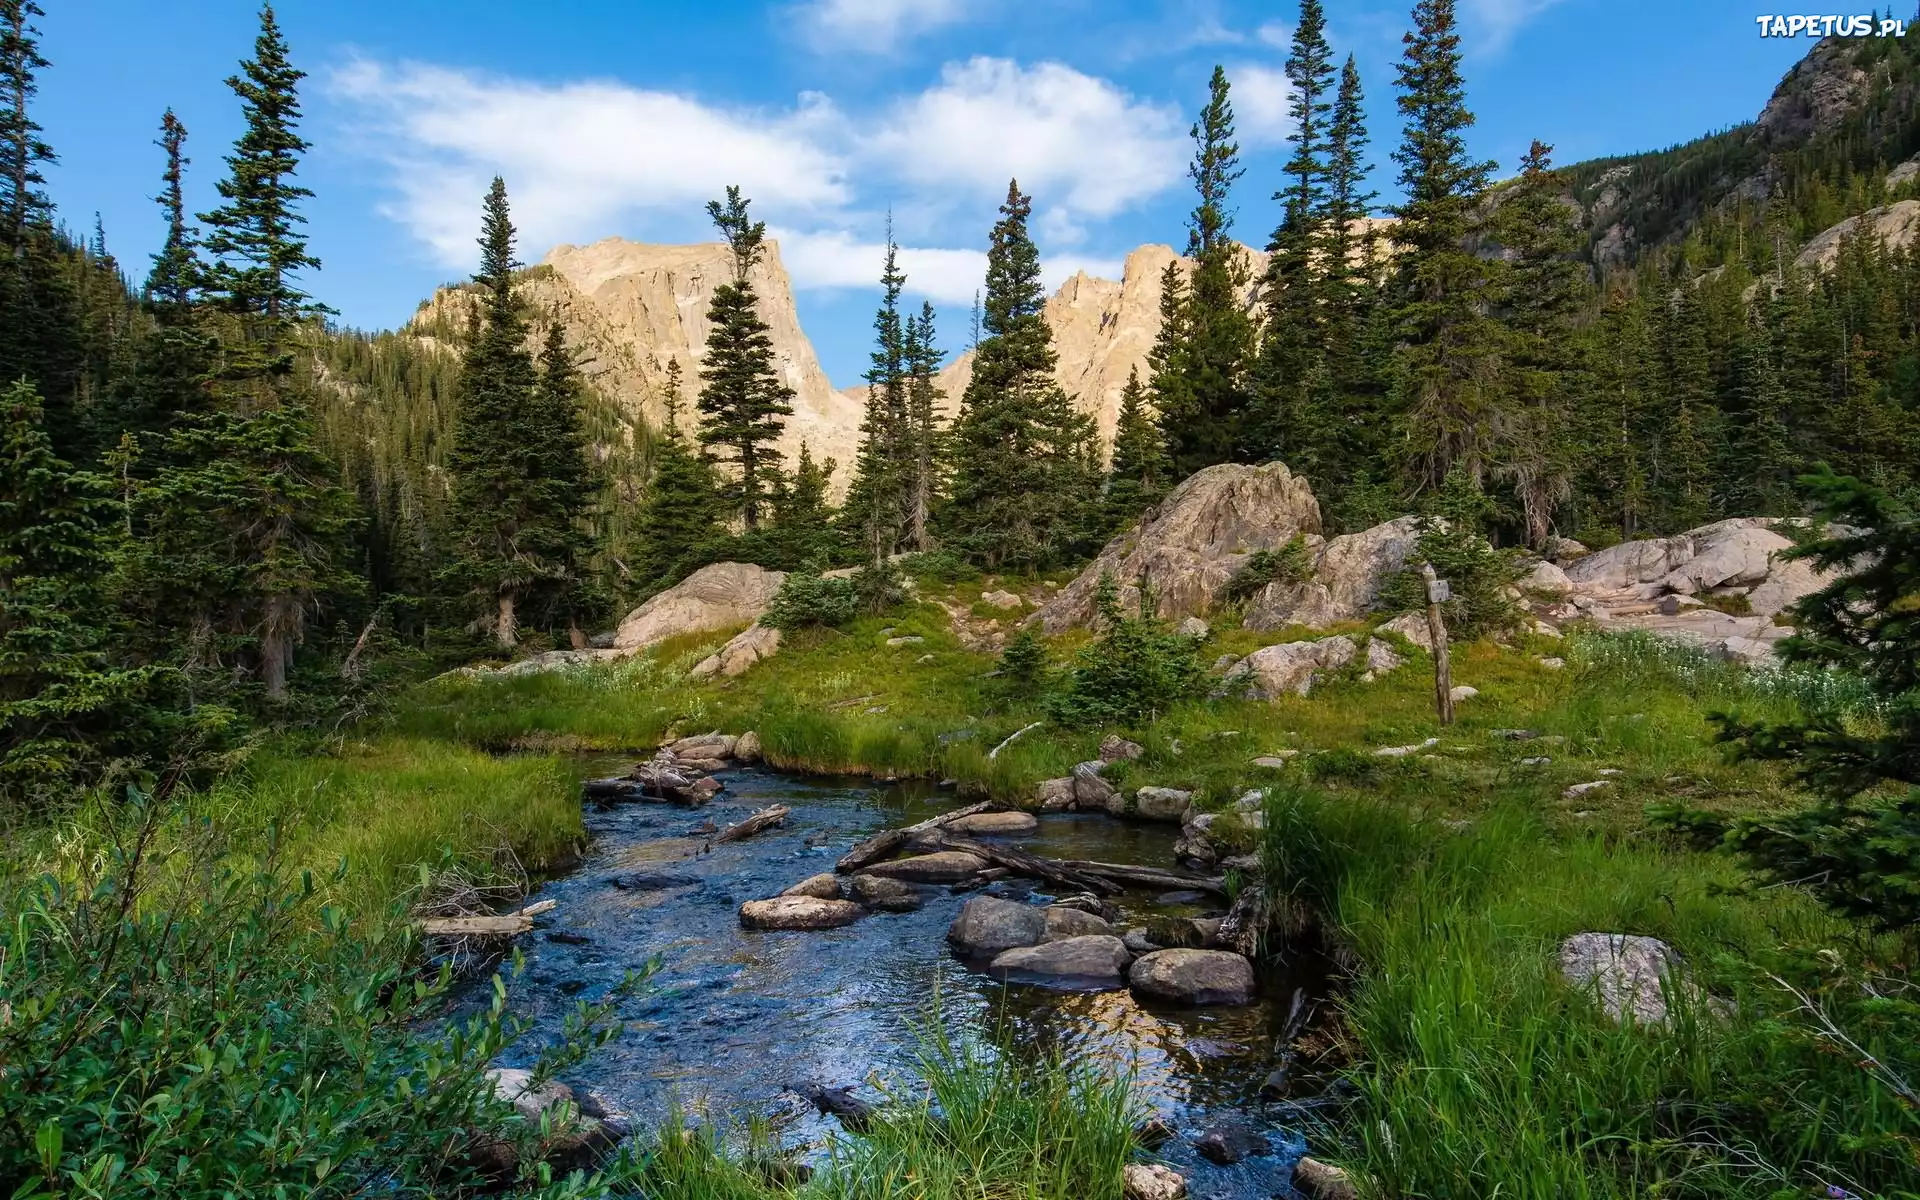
(525, 321, 603, 641)
(844, 232, 910, 566)
(697, 186, 793, 532)
(904, 301, 946, 552)
(630, 362, 721, 592)
(0, 0, 51, 248)
(1253, 0, 1336, 460)
(1104, 366, 1168, 533)
(148, 110, 196, 311)
(1720, 307, 1795, 515)
(0, 380, 171, 801)
(1387, 0, 1502, 492)
(1146, 259, 1193, 459)
(767, 441, 839, 569)
(946, 180, 1100, 571)
(1493, 140, 1587, 546)
(1322, 56, 1378, 332)
(197, 3, 325, 401)
(1159, 67, 1256, 475)
(1656, 282, 1715, 531)
(445, 178, 544, 649)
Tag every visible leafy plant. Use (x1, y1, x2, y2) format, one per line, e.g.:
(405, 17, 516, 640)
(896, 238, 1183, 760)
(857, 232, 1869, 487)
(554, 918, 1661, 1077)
(761, 572, 858, 632)
(1046, 573, 1207, 729)
(1223, 534, 1316, 604)
(850, 560, 909, 617)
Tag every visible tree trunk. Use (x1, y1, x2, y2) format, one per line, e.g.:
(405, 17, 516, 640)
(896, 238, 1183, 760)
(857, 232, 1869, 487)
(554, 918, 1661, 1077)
(496, 591, 518, 650)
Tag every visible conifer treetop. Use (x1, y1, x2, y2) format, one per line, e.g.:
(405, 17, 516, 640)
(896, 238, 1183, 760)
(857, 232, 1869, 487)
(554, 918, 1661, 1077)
(707, 185, 767, 283)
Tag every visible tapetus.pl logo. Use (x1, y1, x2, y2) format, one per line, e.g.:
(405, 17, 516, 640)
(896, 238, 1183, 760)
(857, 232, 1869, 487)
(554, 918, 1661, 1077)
(1755, 13, 1910, 36)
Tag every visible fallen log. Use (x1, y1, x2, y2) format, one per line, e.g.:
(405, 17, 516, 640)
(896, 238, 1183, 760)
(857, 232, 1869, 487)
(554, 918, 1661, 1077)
(420, 899, 556, 939)
(930, 836, 1123, 896)
(1056, 860, 1230, 896)
(836, 801, 993, 873)
(714, 804, 791, 845)
(583, 777, 645, 802)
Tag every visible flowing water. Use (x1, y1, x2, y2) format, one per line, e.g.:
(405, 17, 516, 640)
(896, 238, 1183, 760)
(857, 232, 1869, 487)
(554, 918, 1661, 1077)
(470, 762, 1327, 1199)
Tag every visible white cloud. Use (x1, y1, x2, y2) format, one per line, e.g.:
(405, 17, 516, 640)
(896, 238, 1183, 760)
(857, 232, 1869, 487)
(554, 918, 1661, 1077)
(1460, 0, 1567, 52)
(865, 58, 1187, 222)
(796, 0, 970, 52)
(775, 227, 1120, 304)
(1230, 63, 1295, 146)
(1256, 19, 1294, 49)
(326, 59, 849, 267)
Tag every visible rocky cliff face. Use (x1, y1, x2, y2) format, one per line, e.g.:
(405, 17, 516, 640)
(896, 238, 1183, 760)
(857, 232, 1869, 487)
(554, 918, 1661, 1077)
(412, 238, 866, 482)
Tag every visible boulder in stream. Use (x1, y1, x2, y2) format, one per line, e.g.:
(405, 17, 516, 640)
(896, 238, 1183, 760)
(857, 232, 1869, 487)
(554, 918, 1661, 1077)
(1123, 1163, 1188, 1200)
(943, 810, 1039, 836)
(850, 874, 924, 912)
(859, 850, 989, 883)
(1192, 1117, 1272, 1165)
(609, 870, 702, 892)
(947, 895, 1047, 955)
(780, 873, 844, 901)
(989, 934, 1132, 989)
(1129, 948, 1256, 1006)
(739, 896, 865, 931)
(1041, 905, 1114, 940)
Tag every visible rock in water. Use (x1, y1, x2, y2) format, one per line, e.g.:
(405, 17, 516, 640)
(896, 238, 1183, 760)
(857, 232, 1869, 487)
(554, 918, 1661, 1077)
(691, 623, 782, 679)
(1036, 463, 1323, 633)
(1558, 932, 1692, 1026)
(1129, 949, 1256, 1005)
(610, 870, 702, 892)
(733, 730, 762, 762)
(1293, 1157, 1358, 1200)
(1192, 1118, 1271, 1164)
(989, 935, 1132, 989)
(948, 896, 1048, 955)
(1041, 906, 1114, 940)
(1243, 515, 1424, 631)
(858, 850, 988, 883)
(1123, 1163, 1188, 1200)
(850, 874, 924, 912)
(1126, 787, 1194, 822)
(614, 562, 787, 650)
(739, 896, 865, 930)
(780, 873, 843, 900)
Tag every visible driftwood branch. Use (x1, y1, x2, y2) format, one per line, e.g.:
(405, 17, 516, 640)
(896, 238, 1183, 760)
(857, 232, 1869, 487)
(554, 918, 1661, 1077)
(340, 610, 381, 681)
(930, 836, 1123, 896)
(1055, 860, 1229, 896)
(988, 721, 1044, 760)
(419, 898, 556, 939)
(837, 801, 993, 873)
(714, 805, 791, 845)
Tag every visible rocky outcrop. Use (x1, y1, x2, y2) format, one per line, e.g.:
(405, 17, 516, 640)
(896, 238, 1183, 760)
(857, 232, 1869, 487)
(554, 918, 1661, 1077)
(1796, 199, 1920, 271)
(615, 563, 787, 650)
(1758, 36, 1871, 144)
(1221, 636, 1358, 699)
(1037, 463, 1323, 632)
(1243, 516, 1424, 631)
(690, 623, 782, 679)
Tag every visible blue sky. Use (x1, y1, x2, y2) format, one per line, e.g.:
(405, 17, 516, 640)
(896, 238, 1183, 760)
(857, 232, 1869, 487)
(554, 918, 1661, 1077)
(39, 0, 1809, 386)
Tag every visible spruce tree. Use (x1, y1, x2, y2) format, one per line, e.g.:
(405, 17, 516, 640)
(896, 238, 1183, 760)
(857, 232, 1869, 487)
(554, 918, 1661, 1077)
(197, 2, 325, 398)
(1104, 366, 1168, 533)
(904, 301, 946, 552)
(1493, 140, 1587, 546)
(1656, 282, 1715, 531)
(1158, 67, 1255, 476)
(767, 441, 839, 569)
(1322, 56, 1378, 333)
(697, 186, 793, 532)
(0, 0, 50, 248)
(445, 178, 544, 649)
(525, 321, 603, 641)
(0, 380, 171, 801)
(1720, 308, 1795, 516)
(1387, 0, 1502, 491)
(630, 362, 721, 591)
(844, 232, 910, 567)
(1147, 258, 1193, 458)
(946, 180, 1100, 571)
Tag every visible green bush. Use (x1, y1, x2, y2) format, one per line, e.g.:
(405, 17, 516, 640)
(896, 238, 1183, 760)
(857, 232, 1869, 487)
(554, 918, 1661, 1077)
(896, 550, 980, 584)
(761, 572, 858, 631)
(1222, 534, 1315, 604)
(0, 794, 633, 1199)
(996, 625, 1050, 698)
(1378, 520, 1525, 641)
(1046, 574, 1207, 729)
(850, 561, 910, 616)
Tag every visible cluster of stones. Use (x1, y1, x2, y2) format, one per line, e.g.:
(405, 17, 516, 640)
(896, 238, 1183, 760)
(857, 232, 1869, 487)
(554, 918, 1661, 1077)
(587, 731, 761, 806)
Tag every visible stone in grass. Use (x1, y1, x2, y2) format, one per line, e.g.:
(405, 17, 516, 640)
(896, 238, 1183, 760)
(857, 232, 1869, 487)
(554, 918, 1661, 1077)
(1128, 948, 1255, 1006)
(947, 895, 1047, 956)
(739, 896, 864, 930)
(1123, 1162, 1188, 1200)
(1449, 685, 1478, 703)
(1563, 780, 1612, 800)
(989, 935, 1132, 989)
(1374, 738, 1439, 758)
(1099, 734, 1146, 762)
(1558, 932, 1700, 1027)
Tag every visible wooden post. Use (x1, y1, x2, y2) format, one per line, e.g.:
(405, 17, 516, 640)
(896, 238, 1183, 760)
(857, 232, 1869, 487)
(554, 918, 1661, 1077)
(1423, 563, 1454, 727)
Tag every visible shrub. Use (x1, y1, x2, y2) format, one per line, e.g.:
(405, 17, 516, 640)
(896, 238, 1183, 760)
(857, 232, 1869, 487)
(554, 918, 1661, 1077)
(896, 550, 980, 585)
(996, 625, 1049, 698)
(1222, 534, 1316, 604)
(850, 561, 909, 616)
(761, 572, 858, 631)
(1378, 520, 1525, 642)
(1046, 574, 1207, 729)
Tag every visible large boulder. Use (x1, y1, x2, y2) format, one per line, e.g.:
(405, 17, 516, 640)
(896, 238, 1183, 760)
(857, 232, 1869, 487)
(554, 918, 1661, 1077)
(1035, 463, 1323, 633)
(944, 811, 1039, 836)
(1243, 516, 1425, 631)
(1042, 906, 1115, 940)
(690, 623, 782, 679)
(1561, 518, 1831, 612)
(849, 874, 924, 912)
(1221, 636, 1357, 699)
(1376, 612, 1434, 651)
(1123, 1163, 1189, 1200)
(859, 851, 988, 883)
(948, 896, 1047, 955)
(614, 563, 787, 650)
(989, 934, 1133, 989)
(1128, 948, 1256, 1005)
(1123, 787, 1195, 823)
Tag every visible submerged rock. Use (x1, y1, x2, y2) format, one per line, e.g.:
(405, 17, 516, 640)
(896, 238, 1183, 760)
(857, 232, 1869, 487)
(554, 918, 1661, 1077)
(738, 896, 864, 931)
(1192, 1118, 1272, 1165)
(947, 896, 1047, 956)
(1129, 949, 1255, 1006)
(989, 934, 1132, 989)
(610, 870, 702, 892)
